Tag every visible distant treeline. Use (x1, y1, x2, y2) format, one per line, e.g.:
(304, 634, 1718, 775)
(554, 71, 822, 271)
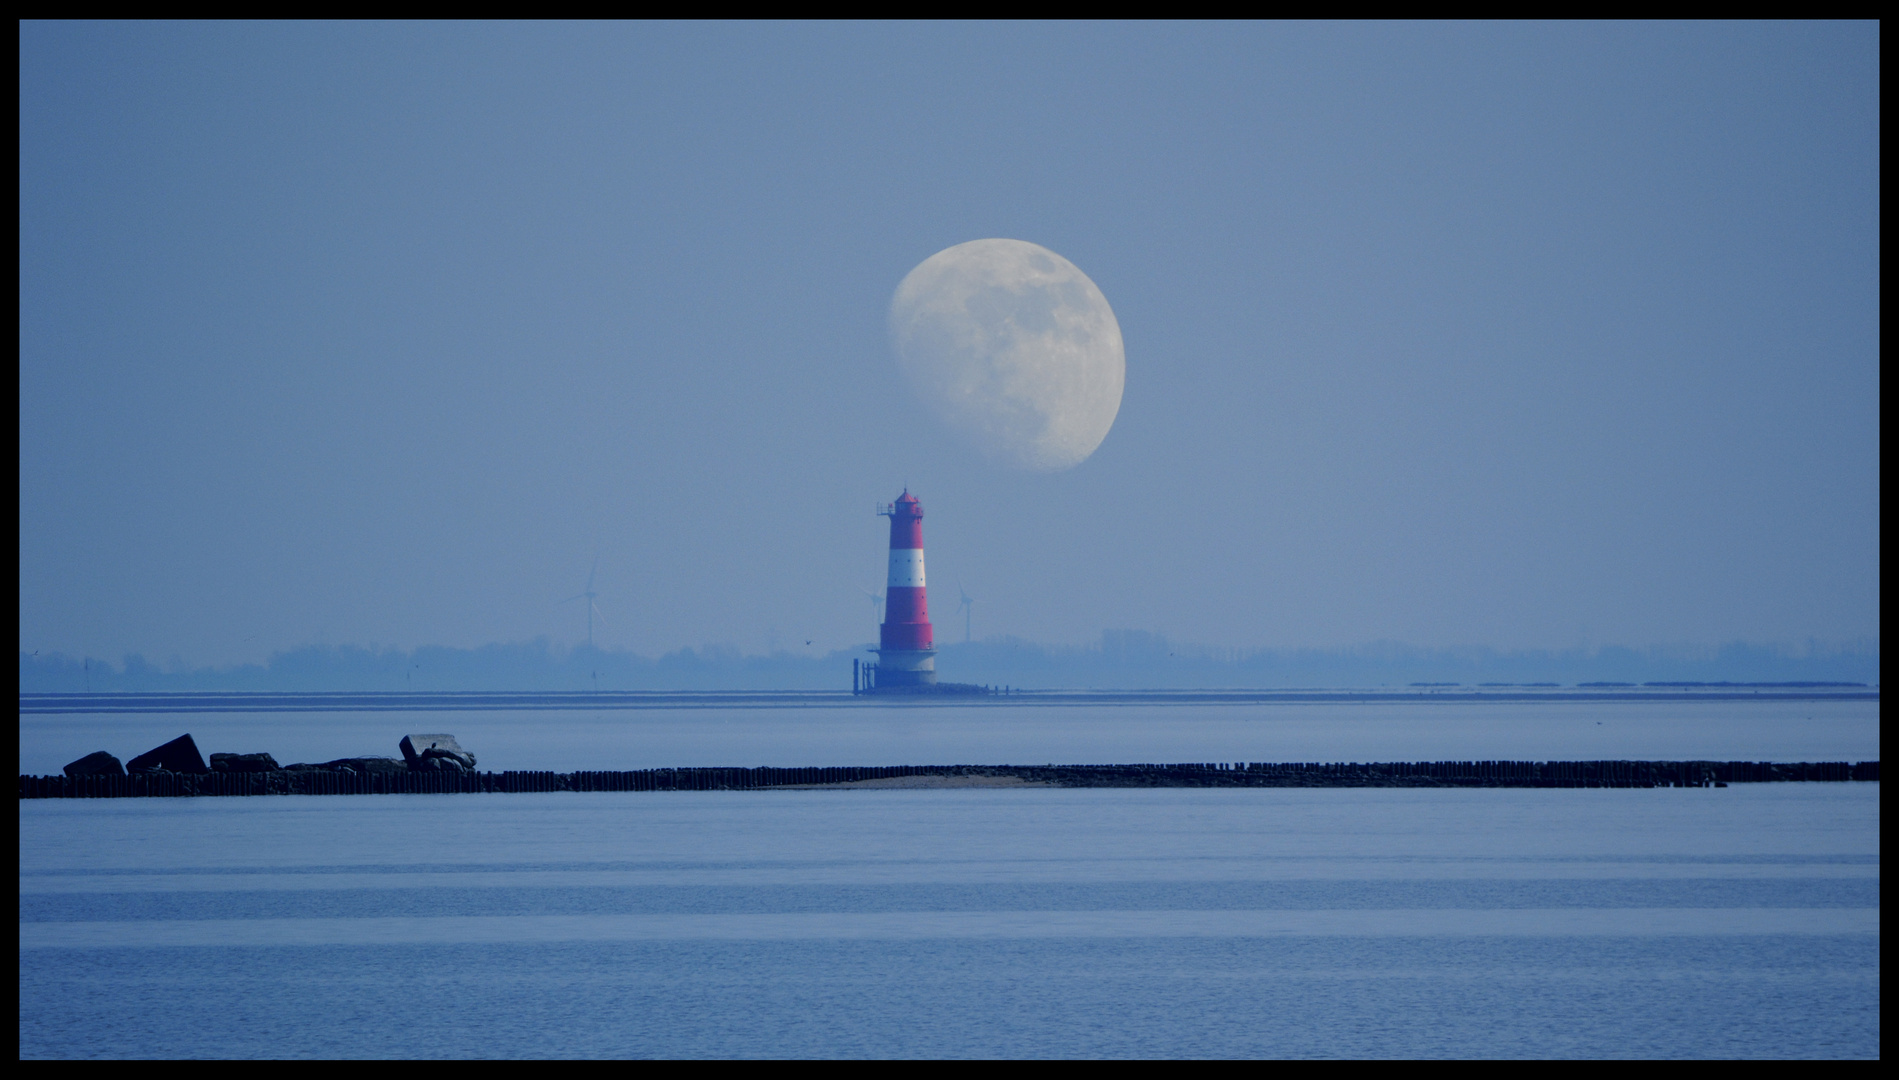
(17, 632, 1880, 693)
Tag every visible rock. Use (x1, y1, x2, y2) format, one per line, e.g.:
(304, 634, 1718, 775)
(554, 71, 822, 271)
(339, 756, 409, 774)
(127, 734, 208, 774)
(210, 752, 280, 773)
(283, 757, 407, 774)
(414, 752, 470, 772)
(63, 751, 125, 777)
(400, 734, 476, 772)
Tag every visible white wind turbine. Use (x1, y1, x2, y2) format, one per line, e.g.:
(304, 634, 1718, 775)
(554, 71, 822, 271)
(956, 580, 977, 643)
(561, 555, 607, 649)
(859, 586, 884, 638)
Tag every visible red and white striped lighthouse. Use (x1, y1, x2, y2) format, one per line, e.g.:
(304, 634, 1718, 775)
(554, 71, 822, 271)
(875, 490, 937, 686)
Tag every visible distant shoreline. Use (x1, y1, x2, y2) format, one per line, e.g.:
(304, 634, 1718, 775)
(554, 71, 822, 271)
(17, 686, 1878, 714)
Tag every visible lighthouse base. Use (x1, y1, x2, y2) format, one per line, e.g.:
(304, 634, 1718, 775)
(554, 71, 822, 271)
(869, 650, 937, 688)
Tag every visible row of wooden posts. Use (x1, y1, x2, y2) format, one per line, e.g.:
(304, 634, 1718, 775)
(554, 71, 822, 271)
(17, 759, 1880, 799)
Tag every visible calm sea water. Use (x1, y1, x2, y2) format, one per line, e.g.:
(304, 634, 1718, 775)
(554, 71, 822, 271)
(20, 777, 1879, 1057)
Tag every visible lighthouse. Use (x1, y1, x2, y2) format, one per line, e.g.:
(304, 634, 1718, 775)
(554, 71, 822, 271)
(874, 490, 937, 686)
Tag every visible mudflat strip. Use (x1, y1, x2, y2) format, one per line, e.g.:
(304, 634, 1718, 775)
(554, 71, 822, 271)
(775, 774, 1051, 789)
(21, 759, 1880, 798)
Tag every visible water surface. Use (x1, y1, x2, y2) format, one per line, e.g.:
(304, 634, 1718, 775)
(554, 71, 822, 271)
(20, 783, 1878, 1058)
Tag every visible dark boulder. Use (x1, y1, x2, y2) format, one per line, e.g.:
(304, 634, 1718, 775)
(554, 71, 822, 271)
(401, 734, 476, 772)
(127, 734, 208, 774)
(210, 752, 280, 773)
(283, 757, 407, 774)
(64, 751, 125, 777)
(340, 756, 408, 775)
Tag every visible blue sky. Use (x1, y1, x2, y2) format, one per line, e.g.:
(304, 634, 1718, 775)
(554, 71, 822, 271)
(19, 22, 1880, 666)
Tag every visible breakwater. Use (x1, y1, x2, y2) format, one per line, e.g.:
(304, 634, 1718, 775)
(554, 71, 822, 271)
(18, 759, 1879, 798)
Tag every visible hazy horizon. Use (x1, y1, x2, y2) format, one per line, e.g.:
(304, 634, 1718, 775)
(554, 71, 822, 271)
(19, 631, 1880, 694)
(20, 24, 1880, 670)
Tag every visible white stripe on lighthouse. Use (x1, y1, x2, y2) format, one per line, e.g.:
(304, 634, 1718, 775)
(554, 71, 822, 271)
(887, 548, 926, 588)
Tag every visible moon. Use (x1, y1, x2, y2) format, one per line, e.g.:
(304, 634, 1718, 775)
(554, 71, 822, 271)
(889, 239, 1124, 471)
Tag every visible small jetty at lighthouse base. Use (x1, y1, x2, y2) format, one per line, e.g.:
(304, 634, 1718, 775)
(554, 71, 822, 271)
(851, 659, 996, 697)
(862, 682, 996, 696)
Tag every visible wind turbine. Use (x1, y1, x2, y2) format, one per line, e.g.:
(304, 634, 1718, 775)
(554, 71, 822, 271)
(956, 580, 977, 643)
(859, 586, 884, 636)
(561, 555, 607, 649)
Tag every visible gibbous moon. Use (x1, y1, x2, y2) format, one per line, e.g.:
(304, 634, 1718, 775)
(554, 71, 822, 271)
(889, 239, 1124, 471)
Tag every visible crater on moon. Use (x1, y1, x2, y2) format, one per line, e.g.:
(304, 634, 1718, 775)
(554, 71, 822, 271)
(888, 238, 1125, 471)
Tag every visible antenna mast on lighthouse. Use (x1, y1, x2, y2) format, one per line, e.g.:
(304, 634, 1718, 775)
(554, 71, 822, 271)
(873, 489, 938, 687)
